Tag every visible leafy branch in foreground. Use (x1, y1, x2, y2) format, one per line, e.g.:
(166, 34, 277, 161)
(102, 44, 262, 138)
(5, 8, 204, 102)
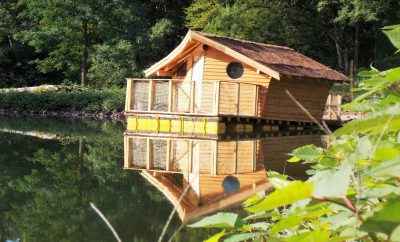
(188, 25, 400, 242)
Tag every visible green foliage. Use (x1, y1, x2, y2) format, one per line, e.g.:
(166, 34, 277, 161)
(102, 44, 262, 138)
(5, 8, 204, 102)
(89, 40, 139, 87)
(189, 25, 400, 242)
(189, 213, 239, 229)
(245, 181, 313, 213)
(0, 86, 125, 113)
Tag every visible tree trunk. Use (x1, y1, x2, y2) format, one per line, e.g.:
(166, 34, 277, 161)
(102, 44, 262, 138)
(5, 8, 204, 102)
(353, 23, 360, 83)
(334, 40, 343, 71)
(80, 20, 89, 86)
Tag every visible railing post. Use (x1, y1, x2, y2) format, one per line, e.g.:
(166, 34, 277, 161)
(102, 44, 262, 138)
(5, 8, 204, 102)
(124, 136, 131, 169)
(190, 81, 195, 113)
(168, 80, 173, 112)
(125, 78, 133, 112)
(146, 138, 152, 169)
(147, 79, 154, 111)
(166, 139, 171, 171)
(214, 81, 220, 115)
(254, 85, 259, 117)
(236, 83, 240, 115)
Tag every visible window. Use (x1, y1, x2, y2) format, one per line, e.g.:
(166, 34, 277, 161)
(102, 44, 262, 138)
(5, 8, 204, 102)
(226, 62, 244, 79)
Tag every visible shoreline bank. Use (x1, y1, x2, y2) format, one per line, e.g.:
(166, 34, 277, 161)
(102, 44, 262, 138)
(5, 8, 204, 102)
(0, 109, 125, 121)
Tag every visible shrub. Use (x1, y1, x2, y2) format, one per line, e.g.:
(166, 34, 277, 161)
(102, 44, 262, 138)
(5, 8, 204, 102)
(0, 86, 125, 114)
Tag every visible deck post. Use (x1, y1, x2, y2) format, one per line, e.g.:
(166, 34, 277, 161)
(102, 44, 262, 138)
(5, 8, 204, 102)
(236, 83, 240, 115)
(125, 78, 133, 111)
(146, 138, 152, 169)
(168, 80, 173, 112)
(214, 81, 220, 115)
(147, 79, 154, 111)
(254, 85, 259, 117)
(252, 141, 257, 172)
(166, 139, 171, 171)
(123, 136, 131, 168)
(190, 81, 195, 113)
(188, 140, 193, 173)
(212, 141, 218, 176)
(234, 141, 238, 174)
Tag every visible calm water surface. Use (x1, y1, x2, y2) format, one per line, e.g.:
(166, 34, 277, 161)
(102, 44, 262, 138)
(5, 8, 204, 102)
(0, 117, 324, 242)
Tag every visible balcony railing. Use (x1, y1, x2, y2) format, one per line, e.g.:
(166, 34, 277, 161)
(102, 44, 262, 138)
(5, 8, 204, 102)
(125, 78, 261, 117)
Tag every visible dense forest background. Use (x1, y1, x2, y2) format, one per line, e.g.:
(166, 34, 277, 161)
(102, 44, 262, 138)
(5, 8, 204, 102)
(1, 0, 400, 88)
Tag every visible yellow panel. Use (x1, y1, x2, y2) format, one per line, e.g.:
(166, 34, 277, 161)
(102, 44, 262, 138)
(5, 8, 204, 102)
(159, 119, 172, 132)
(127, 116, 220, 135)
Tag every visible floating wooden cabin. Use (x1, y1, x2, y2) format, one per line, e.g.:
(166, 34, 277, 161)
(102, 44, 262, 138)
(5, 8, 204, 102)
(125, 30, 348, 137)
(123, 134, 325, 222)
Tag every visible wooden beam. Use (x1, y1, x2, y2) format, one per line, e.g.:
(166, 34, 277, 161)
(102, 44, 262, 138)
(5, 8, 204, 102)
(190, 81, 195, 113)
(125, 78, 133, 111)
(147, 80, 154, 111)
(166, 139, 171, 171)
(254, 85, 259, 116)
(146, 138, 152, 169)
(252, 141, 257, 172)
(236, 83, 240, 115)
(212, 141, 218, 176)
(214, 81, 220, 115)
(188, 140, 193, 174)
(123, 136, 130, 168)
(234, 141, 238, 174)
(168, 80, 173, 112)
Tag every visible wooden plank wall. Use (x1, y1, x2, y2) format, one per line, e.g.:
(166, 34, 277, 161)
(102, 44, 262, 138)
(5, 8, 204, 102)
(199, 170, 267, 203)
(257, 135, 323, 179)
(262, 78, 331, 122)
(203, 48, 272, 86)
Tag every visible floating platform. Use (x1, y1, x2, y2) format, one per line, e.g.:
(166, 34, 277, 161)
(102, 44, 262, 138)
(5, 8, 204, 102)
(125, 113, 319, 139)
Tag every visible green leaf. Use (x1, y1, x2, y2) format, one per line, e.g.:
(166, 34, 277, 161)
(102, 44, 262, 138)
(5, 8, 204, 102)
(383, 24, 400, 50)
(311, 163, 352, 198)
(269, 215, 303, 235)
(224, 232, 261, 242)
(360, 198, 400, 235)
(205, 230, 225, 242)
(366, 159, 400, 177)
(373, 146, 400, 161)
(287, 156, 301, 163)
(245, 181, 313, 213)
(362, 184, 400, 198)
(391, 225, 400, 242)
(284, 229, 330, 242)
(335, 113, 400, 136)
(290, 145, 323, 162)
(189, 213, 238, 229)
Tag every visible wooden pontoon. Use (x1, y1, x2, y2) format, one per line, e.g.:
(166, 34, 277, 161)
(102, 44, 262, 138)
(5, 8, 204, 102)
(125, 30, 348, 137)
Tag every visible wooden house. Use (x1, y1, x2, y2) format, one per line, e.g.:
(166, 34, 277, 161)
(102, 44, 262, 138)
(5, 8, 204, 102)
(123, 134, 325, 222)
(125, 30, 348, 137)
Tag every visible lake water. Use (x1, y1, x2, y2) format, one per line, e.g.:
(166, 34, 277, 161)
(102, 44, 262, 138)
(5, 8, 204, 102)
(0, 117, 325, 242)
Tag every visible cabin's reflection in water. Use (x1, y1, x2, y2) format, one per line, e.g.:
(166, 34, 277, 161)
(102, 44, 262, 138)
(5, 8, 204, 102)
(123, 134, 325, 223)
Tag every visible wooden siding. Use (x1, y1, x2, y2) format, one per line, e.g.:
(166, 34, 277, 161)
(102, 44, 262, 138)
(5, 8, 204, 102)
(199, 170, 267, 203)
(262, 78, 332, 121)
(257, 135, 324, 179)
(203, 48, 272, 86)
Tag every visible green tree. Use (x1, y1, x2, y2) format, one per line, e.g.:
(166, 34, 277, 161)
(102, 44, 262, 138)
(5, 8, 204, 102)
(18, 0, 146, 86)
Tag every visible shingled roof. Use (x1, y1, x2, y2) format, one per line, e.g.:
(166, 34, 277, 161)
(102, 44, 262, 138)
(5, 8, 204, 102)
(145, 30, 348, 82)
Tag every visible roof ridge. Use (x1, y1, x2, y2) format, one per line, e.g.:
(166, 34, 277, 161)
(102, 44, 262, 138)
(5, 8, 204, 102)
(192, 30, 294, 51)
